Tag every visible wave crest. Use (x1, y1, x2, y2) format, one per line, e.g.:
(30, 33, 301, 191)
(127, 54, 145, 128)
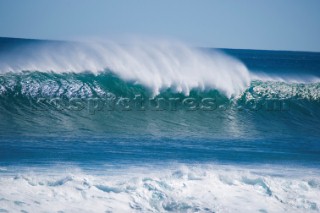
(1, 72, 319, 102)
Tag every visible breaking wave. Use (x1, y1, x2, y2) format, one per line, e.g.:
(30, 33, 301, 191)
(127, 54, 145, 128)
(0, 38, 319, 137)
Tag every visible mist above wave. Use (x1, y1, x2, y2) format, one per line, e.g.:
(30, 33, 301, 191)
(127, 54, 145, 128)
(0, 39, 250, 97)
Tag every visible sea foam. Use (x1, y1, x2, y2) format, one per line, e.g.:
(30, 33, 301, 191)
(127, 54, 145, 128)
(0, 164, 319, 213)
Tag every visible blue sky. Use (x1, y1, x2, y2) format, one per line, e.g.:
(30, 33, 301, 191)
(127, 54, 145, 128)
(0, 0, 319, 51)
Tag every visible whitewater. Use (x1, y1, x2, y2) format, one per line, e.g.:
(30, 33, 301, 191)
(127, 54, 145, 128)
(1, 164, 320, 213)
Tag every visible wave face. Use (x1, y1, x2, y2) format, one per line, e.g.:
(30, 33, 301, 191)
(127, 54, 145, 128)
(0, 71, 319, 139)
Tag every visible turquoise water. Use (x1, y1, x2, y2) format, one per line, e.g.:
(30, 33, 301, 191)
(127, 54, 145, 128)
(0, 37, 320, 212)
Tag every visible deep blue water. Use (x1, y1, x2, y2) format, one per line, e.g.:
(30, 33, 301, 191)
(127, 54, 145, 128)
(1, 136, 320, 168)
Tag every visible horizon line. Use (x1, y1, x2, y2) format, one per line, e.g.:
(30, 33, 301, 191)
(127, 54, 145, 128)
(1, 36, 319, 54)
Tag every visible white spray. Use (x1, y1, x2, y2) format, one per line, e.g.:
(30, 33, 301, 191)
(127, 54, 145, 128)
(0, 39, 251, 97)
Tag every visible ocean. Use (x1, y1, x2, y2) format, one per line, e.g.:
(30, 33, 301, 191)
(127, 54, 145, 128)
(0, 37, 320, 212)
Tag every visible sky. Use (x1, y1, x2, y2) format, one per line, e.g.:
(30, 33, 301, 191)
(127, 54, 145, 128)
(0, 0, 319, 51)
